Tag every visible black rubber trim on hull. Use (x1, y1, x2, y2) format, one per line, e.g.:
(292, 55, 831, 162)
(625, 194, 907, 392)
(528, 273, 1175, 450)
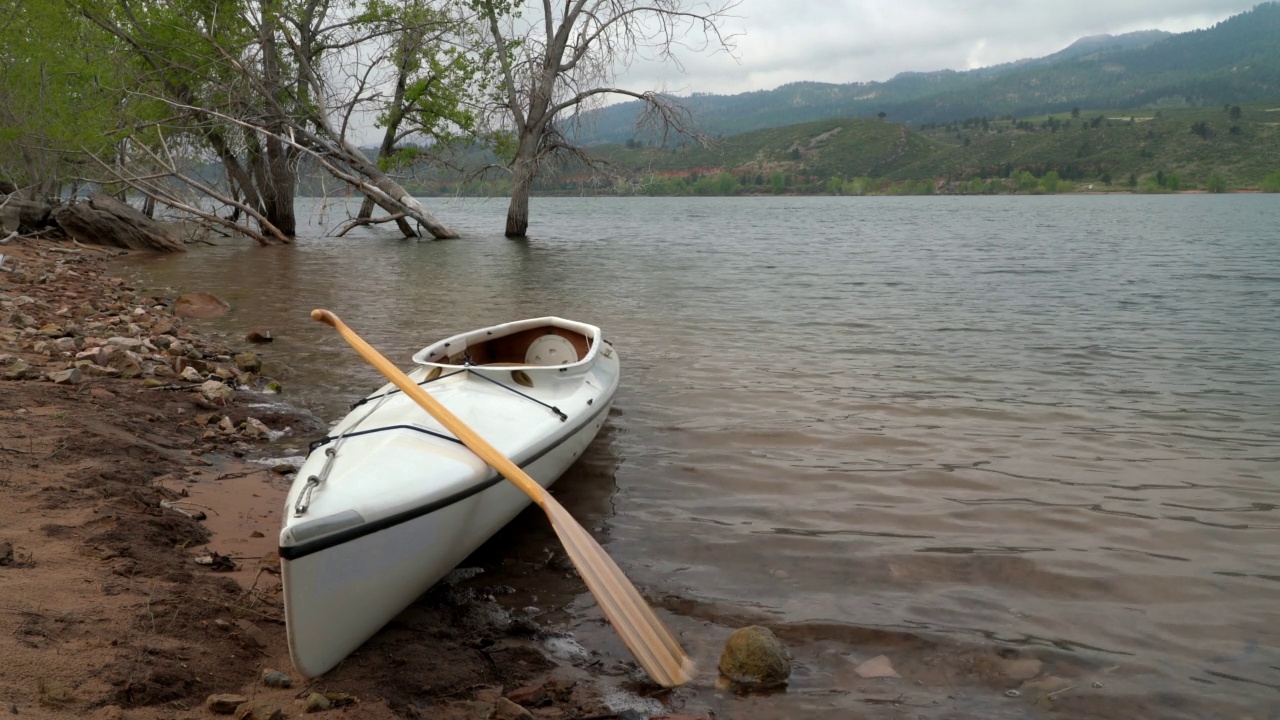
(278, 396, 613, 561)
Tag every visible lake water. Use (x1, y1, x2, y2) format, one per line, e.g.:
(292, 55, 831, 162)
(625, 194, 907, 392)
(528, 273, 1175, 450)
(127, 195, 1280, 718)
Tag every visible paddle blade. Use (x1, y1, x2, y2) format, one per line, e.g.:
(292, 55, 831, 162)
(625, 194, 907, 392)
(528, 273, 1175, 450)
(544, 497, 695, 687)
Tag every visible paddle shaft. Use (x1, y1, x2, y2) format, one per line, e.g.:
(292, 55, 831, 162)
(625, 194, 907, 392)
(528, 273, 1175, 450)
(310, 310, 548, 508)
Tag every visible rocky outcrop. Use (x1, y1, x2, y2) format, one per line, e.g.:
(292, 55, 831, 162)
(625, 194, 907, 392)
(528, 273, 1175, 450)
(52, 193, 185, 252)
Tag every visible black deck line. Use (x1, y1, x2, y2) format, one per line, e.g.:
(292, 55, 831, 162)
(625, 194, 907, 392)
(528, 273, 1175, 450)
(278, 396, 613, 561)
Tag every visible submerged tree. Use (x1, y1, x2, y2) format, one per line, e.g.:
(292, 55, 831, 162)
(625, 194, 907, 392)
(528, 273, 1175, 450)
(475, 0, 739, 237)
(75, 0, 475, 242)
(346, 0, 493, 237)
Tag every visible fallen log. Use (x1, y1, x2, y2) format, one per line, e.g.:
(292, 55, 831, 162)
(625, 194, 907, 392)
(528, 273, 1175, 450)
(51, 193, 186, 252)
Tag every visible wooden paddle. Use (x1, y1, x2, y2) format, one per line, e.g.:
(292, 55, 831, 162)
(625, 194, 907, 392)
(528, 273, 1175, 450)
(310, 309, 694, 687)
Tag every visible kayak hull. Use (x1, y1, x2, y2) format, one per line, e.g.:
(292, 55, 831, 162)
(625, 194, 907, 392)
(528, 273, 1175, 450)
(279, 318, 618, 677)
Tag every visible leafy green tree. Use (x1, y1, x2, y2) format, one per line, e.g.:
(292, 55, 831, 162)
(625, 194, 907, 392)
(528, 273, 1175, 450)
(1262, 171, 1280, 193)
(1041, 171, 1061, 193)
(1206, 172, 1228, 193)
(353, 0, 491, 235)
(74, 0, 467, 241)
(0, 0, 120, 197)
(715, 172, 739, 195)
(770, 171, 786, 194)
(1015, 170, 1040, 193)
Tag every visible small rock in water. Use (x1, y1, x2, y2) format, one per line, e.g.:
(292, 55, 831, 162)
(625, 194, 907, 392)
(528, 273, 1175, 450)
(853, 654, 900, 679)
(260, 668, 292, 688)
(234, 352, 262, 373)
(271, 463, 297, 475)
(246, 329, 273, 343)
(174, 292, 230, 319)
(718, 625, 791, 687)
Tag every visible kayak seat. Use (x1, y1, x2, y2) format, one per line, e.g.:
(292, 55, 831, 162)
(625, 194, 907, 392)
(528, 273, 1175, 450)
(525, 333, 578, 366)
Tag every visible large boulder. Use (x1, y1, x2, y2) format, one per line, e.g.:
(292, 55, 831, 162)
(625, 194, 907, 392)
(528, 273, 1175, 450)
(51, 193, 185, 252)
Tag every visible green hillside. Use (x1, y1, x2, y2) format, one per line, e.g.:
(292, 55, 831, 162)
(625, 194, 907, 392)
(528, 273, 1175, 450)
(547, 103, 1280, 195)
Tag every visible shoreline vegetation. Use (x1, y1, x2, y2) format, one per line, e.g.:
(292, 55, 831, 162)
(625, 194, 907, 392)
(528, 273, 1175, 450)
(389, 104, 1280, 200)
(0, 235, 705, 719)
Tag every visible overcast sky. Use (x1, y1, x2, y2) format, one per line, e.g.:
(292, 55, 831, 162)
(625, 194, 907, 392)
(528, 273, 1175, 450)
(617, 1, 1263, 96)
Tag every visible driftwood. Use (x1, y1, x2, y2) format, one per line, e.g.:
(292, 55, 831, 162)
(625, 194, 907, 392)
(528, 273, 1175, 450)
(0, 195, 55, 234)
(334, 212, 406, 237)
(51, 193, 186, 252)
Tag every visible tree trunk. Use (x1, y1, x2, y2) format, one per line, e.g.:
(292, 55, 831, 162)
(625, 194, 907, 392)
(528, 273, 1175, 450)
(331, 139, 456, 238)
(256, 6, 297, 237)
(264, 136, 297, 236)
(358, 191, 414, 238)
(246, 133, 297, 237)
(354, 41, 415, 239)
(505, 146, 536, 238)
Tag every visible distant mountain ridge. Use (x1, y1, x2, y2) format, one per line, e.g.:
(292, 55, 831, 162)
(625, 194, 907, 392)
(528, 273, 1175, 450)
(576, 3, 1279, 144)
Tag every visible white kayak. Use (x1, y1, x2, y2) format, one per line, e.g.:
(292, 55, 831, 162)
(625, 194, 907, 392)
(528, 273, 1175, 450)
(279, 317, 619, 677)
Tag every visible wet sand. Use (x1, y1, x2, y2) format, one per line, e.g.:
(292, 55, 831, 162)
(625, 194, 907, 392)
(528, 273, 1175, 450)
(0, 236, 699, 719)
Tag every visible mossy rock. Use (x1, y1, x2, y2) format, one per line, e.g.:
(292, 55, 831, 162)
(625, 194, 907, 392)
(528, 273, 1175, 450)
(718, 625, 791, 686)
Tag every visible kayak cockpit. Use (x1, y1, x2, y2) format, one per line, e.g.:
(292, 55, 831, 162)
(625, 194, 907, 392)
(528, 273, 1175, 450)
(412, 317, 598, 369)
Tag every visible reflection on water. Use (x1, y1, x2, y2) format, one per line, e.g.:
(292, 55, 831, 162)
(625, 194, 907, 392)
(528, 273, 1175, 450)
(124, 195, 1280, 718)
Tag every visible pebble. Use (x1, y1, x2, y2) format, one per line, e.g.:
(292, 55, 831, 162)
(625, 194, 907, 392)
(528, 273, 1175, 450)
(506, 684, 548, 707)
(496, 697, 534, 720)
(260, 669, 292, 688)
(302, 693, 330, 713)
(206, 694, 248, 714)
(233, 701, 283, 720)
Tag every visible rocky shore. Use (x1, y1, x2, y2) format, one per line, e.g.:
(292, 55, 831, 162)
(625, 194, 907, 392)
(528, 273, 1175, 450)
(0, 235, 709, 719)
